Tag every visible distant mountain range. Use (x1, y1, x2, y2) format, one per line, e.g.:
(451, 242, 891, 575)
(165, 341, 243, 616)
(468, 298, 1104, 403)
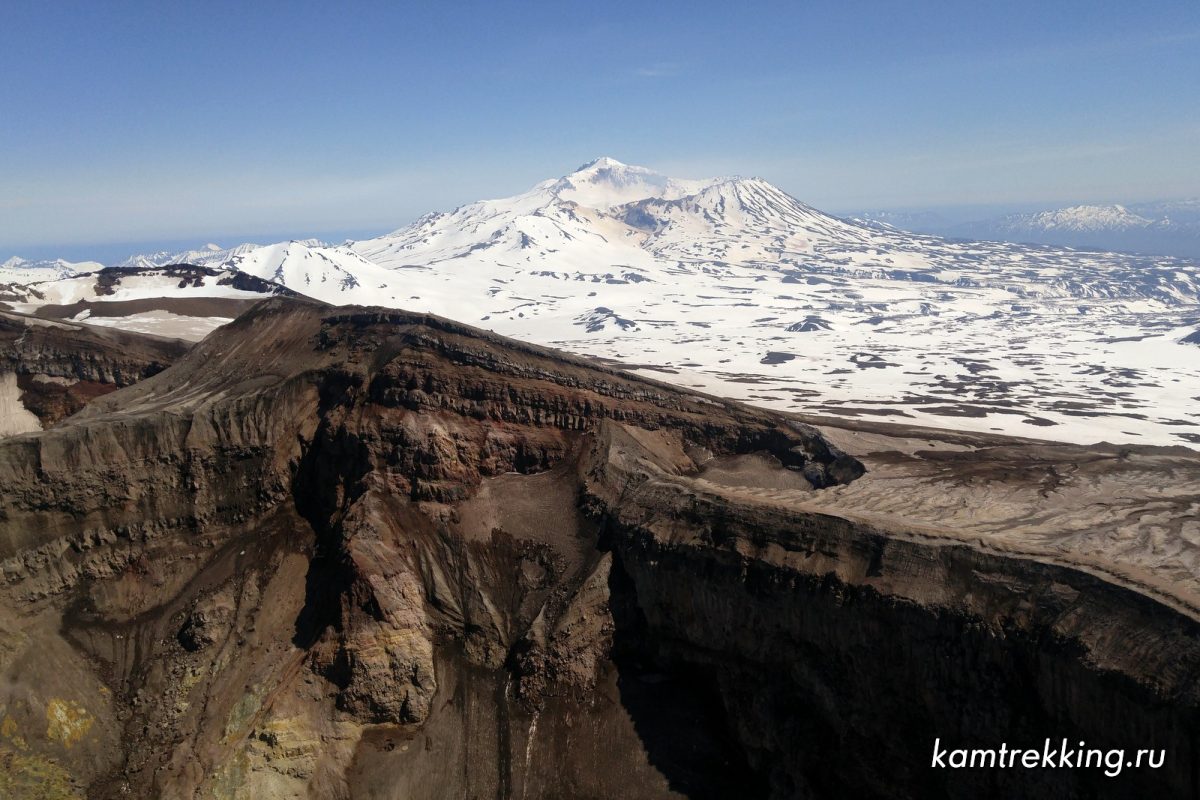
(853, 199, 1200, 258)
(0, 255, 102, 284)
(114, 241, 267, 269)
(3, 158, 1198, 447)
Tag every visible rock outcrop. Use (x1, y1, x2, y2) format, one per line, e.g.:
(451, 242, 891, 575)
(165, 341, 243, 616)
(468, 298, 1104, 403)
(0, 297, 1195, 799)
(0, 310, 189, 431)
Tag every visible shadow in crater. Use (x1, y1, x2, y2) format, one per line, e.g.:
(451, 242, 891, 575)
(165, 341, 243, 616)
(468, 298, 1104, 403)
(607, 548, 768, 799)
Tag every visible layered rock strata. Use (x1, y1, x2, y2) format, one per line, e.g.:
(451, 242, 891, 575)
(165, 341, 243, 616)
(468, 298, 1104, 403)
(0, 297, 1195, 799)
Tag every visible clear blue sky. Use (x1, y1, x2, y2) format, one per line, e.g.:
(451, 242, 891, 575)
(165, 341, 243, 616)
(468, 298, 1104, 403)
(3, 0, 1198, 259)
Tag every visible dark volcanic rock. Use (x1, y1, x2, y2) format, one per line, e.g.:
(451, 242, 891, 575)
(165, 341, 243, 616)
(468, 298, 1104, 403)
(0, 309, 189, 429)
(0, 296, 1195, 799)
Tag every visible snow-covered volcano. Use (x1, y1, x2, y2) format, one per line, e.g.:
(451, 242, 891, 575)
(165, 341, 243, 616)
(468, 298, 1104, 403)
(884, 199, 1200, 258)
(354, 159, 1197, 301)
(344, 158, 1200, 447)
(1009, 204, 1154, 233)
(6, 158, 1199, 446)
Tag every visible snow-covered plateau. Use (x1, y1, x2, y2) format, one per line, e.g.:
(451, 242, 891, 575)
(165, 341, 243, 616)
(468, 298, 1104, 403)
(4, 158, 1199, 447)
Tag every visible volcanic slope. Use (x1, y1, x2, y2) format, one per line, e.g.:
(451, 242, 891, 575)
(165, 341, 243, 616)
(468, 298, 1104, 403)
(348, 157, 1200, 447)
(0, 296, 1197, 799)
(7, 159, 1199, 446)
(0, 309, 188, 435)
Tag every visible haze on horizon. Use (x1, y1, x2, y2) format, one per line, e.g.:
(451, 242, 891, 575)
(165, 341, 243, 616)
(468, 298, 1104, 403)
(2, 0, 1198, 258)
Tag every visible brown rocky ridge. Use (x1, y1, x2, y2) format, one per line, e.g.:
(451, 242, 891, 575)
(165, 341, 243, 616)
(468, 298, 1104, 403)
(0, 309, 189, 432)
(0, 296, 1196, 799)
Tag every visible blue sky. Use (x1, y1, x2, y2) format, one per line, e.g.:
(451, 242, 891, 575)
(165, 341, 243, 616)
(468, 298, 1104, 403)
(2, 0, 1198, 259)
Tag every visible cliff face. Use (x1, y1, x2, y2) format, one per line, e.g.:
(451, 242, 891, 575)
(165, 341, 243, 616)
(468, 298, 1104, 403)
(0, 310, 189, 432)
(591, 425, 1200, 798)
(0, 297, 1195, 799)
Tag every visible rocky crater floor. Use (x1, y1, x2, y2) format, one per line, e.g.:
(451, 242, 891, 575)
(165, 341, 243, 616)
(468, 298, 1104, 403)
(0, 297, 1196, 799)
